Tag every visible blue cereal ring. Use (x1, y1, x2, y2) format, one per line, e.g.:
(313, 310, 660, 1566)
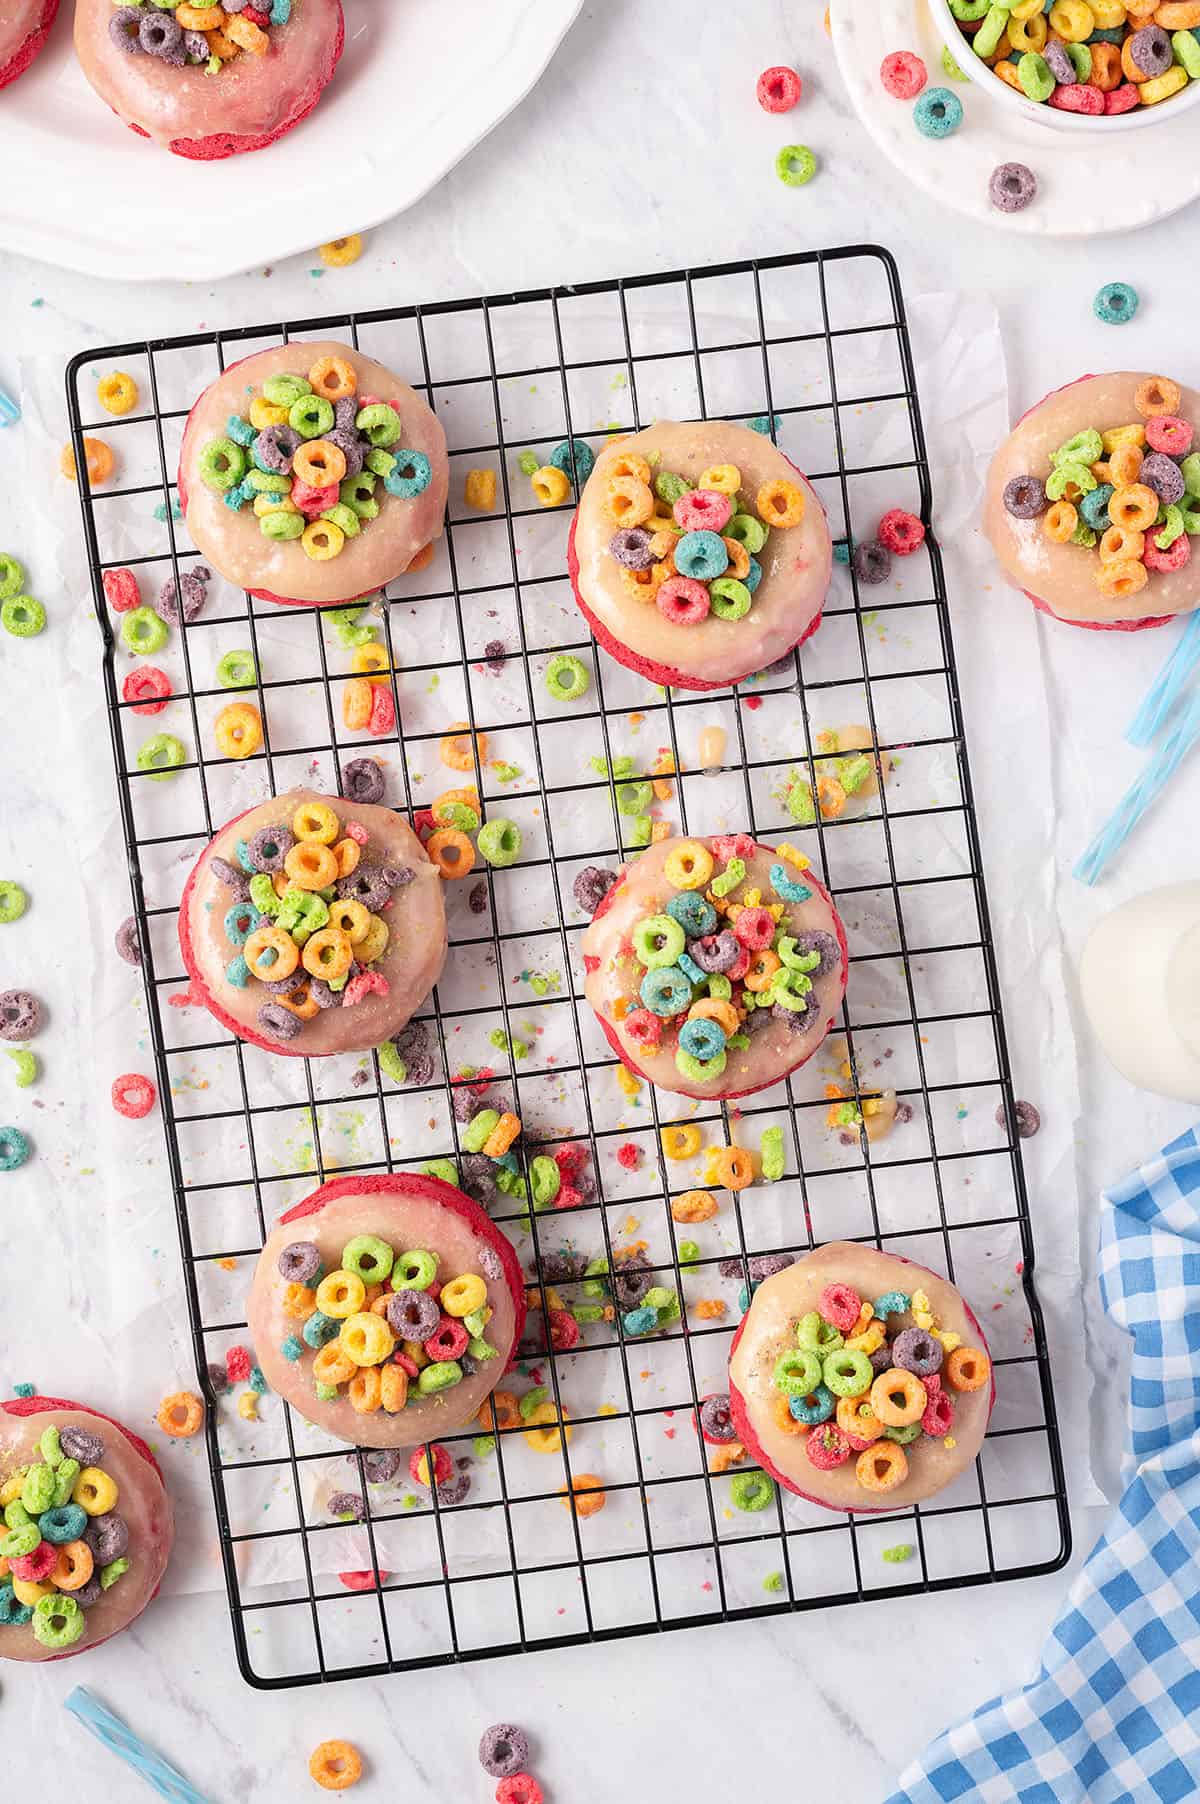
(384, 450, 432, 498)
(1079, 485, 1114, 532)
(640, 966, 692, 1017)
(873, 1290, 911, 1318)
(789, 1385, 835, 1424)
(770, 862, 813, 903)
(302, 1310, 340, 1350)
(674, 530, 729, 582)
(223, 903, 262, 947)
(678, 952, 706, 987)
(745, 557, 763, 594)
(0, 1126, 30, 1171)
(1094, 282, 1139, 326)
(0, 1583, 32, 1626)
(666, 891, 717, 938)
(678, 1016, 727, 1062)
(623, 1306, 658, 1337)
(549, 439, 595, 485)
(38, 1503, 86, 1544)
(913, 87, 963, 138)
(226, 414, 255, 447)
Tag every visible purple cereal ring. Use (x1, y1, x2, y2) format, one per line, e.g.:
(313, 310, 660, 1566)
(155, 570, 209, 625)
(73, 1575, 104, 1609)
(699, 1393, 736, 1442)
(339, 757, 385, 805)
(891, 1326, 943, 1378)
(458, 1152, 498, 1205)
(246, 825, 295, 873)
(209, 855, 251, 899)
(84, 1512, 129, 1564)
(870, 1343, 894, 1376)
(1002, 474, 1048, 519)
(749, 1253, 795, 1281)
(60, 1424, 105, 1465)
(182, 28, 209, 60)
(690, 930, 740, 974)
(572, 865, 617, 916)
(436, 1472, 471, 1507)
(774, 993, 820, 1035)
(382, 866, 413, 890)
(1042, 42, 1074, 84)
(852, 540, 891, 585)
(258, 1002, 303, 1042)
(109, 6, 143, 51)
(613, 1258, 652, 1309)
(0, 990, 43, 1041)
(326, 429, 364, 480)
(989, 162, 1037, 215)
(536, 1251, 584, 1284)
(479, 1725, 530, 1779)
(115, 914, 143, 967)
(362, 1448, 403, 1484)
(253, 425, 301, 475)
(394, 1019, 429, 1059)
(139, 11, 184, 61)
(385, 1288, 441, 1339)
(793, 930, 840, 977)
(333, 396, 360, 434)
(328, 1490, 365, 1522)
(608, 527, 655, 570)
(307, 978, 340, 1010)
(1140, 452, 1185, 507)
(260, 970, 308, 996)
(1129, 23, 1172, 77)
(277, 1241, 321, 1284)
(337, 867, 390, 911)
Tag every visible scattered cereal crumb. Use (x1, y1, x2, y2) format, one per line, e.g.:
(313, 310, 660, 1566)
(12, 1381, 35, 1398)
(882, 1544, 914, 1564)
(762, 1570, 784, 1592)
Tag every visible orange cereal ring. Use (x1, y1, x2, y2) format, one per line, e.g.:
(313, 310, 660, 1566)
(342, 677, 374, 731)
(1042, 501, 1077, 544)
(562, 1473, 606, 1517)
(772, 1392, 809, 1436)
(618, 567, 656, 603)
(869, 1367, 927, 1428)
(483, 1110, 522, 1158)
(51, 1540, 95, 1592)
(60, 437, 115, 487)
(1107, 484, 1158, 532)
(331, 838, 361, 880)
(816, 775, 847, 819)
(302, 927, 354, 981)
(284, 840, 339, 891)
(313, 1344, 355, 1387)
(214, 702, 262, 761)
(176, 3, 223, 25)
(600, 475, 655, 529)
(1099, 525, 1145, 565)
(671, 1189, 718, 1223)
(226, 10, 268, 50)
(744, 949, 781, 993)
(688, 996, 740, 1036)
(721, 536, 751, 580)
(309, 1741, 363, 1792)
(308, 356, 358, 402)
(292, 439, 347, 489)
(945, 1345, 991, 1392)
(464, 468, 497, 512)
(608, 451, 652, 485)
(837, 1394, 882, 1444)
(479, 1389, 521, 1431)
(283, 1282, 317, 1319)
(156, 1391, 204, 1438)
(756, 478, 805, 528)
(348, 1366, 382, 1414)
(205, 25, 239, 57)
(1108, 442, 1142, 487)
(711, 1147, 754, 1191)
(1135, 376, 1181, 418)
(425, 828, 476, 879)
(856, 1441, 908, 1494)
(380, 1363, 409, 1413)
(1089, 39, 1122, 89)
(439, 723, 487, 770)
(1157, 0, 1200, 19)
(992, 56, 1023, 89)
(243, 925, 299, 982)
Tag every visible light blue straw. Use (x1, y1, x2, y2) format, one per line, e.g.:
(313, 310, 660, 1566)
(1075, 689, 1200, 886)
(64, 1689, 215, 1804)
(1126, 611, 1200, 748)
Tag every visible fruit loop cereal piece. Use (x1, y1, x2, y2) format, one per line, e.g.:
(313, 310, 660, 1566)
(0, 880, 27, 924)
(97, 371, 138, 416)
(880, 51, 927, 98)
(214, 702, 263, 761)
(320, 236, 365, 268)
(0, 554, 26, 603)
(477, 819, 522, 867)
(913, 87, 963, 136)
(672, 1188, 718, 1223)
(1136, 376, 1181, 418)
(465, 469, 497, 512)
(545, 653, 590, 701)
(136, 734, 187, 781)
(562, 1472, 606, 1516)
(870, 1367, 927, 1427)
(440, 723, 487, 771)
(532, 465, 572, 508)
(775, 143, 817, 186)
(60, 438, 115, 486)
(122, 667, 172, 716)
(0, 1125, 30, 1171)
(2, 595, 45, 637)
(856, 1441, 908, 1494)
(1094, 282, 1139, 326)
(309, 1740, 363, 1790)
(0, 989, 43, 1040)
(156, 1392, 204, 1437)
(111, 1073, 156, 1120)
(425, 828, 475, 879)
(711, 1146, 754, 1190)
(945, 1345, 991, 1391)
(757, 64, 803, 110)
(479, 1723, 531, 1779)
(496, 1780, 544, 1804)
(657, 575, 710, 625)
(876, 508, 926, 555)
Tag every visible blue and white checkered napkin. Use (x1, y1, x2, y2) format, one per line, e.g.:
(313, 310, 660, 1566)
(885, 1126, 1200, 1804)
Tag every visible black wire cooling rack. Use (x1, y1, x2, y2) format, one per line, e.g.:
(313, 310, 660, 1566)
(67, 246, 1069, 1690)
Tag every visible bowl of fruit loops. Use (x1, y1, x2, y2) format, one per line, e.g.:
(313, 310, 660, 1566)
(728, 1242, 994, 1513)
(984, 372, 1200, 629)
(929, 0, 1200, 131)
(179, 788, 448, 1056)
(178, 340, 447, 605)
(581, 832, 847, 1102)
(568, 420, 832, 690)
(74, 0, 345, 158)
(0, 1396, 173, 1662)
(247, 1174, 526, 1448)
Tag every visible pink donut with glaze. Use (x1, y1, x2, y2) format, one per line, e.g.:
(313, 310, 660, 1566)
(178, 788, 447, 1059)
(178, 341, 448, 608)
(73, 0, 343, 159)
(569, 421, 832, 691)
(0, 1395, 173, 1662)
(0, 0, 59, 89)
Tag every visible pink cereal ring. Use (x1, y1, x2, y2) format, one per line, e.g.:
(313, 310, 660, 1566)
(226, 1345, 252, 1383)
(112, 1072, 156, 1119)
(727, 947, 751, 981)
(367, 682, 395, 738)
(344, 819, 369, 845)
(1049, 82, 1104, 115)
(733, 905, 775, 952)
(10, 1539, 58, 1584)
(818, 1281, 862, 1332)
(393, 1350, 420, 1379)
(343, 970, 390, 1007)
(711, 833, 755, 862)
(103, 567, 141, 613)
(877, 508, 926, 555)
(1144, 534, 1191, 576)
(757, 64, 803, 112)
(1146, 416, 1194, 457)
(922, 1387, 954, 1437)
(1104, 83, 1141, 115)
(806, 1422, 851, 1471)
(409, 1442, 452, 1488)
(122, 666, 172, 716)
(290, 479, 339, 518)
(656, 576, 711, 626)
(624, 1007, 663, 1048)
(880, 51, 926, 100)
(673, 489, 733, 534)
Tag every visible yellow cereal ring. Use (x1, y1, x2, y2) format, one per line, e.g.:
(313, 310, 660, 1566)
(671, 1188, 718, 1222)
(756, 478, 805, 528)
(1042, 501, 1078, 544)
(662, 1124, 702, 1160)
(302, 926, 354, 981)
(292, 439, 347, 489)
(1139, 64, 1189, 103)
(226, 11, 268, 50)
(663, 840, 714, 890)
(308, 355, 358, 401)
(441, 1273, 488, 1317)
(1007, 10, 1047, 46)
(464, 468, 497, 511)
(1108, 442, 1143, 488)
(72, 1467, 119, 1516)
(282, 1282, 317, 1319)
(0, 1471, 28, 1508)
(243, 925, 300, 982)
(355, 915, 389, 963)
(319, 235, 364, 268)
(1099, 524, 1145, 564)
(1048, 0, 1095, 38)
(618, 567, 657, 603)
(316, 1269, 366, 1319)
(1010, 0, 1045, 15)
(1101, 423, 1145, 454)
(214, 702, 262, 761)
(608, 451, 652, 484)
(348, 1366, 381, 1413)
(338, 1311, 395, 1367)
(302, 519, 345, 562)
(1096, 559, 1149, 601)
(312, 1343, 355, 1386)
(440, 724, 487, 770)
(523, 1402, 572, 1453)
(327, 898, 370, 942)
(284, 840, 339, 891)
(249, 395, 287, 429)
(350, 641, 391, 684)
(292, 800, 339, 843)
(531, 465, 571, 507)
(177, 3, 224, 25)
(698, 463, 741, 495)
(12, 1576, 55, 1607)
(97, 370, 138, 416)
(253, 494, 299, 518)
(599, 474, 654, 528)
(1108, 484, 1158, 531)
(1135, 376, 1181, 417)
(687, 997, 740, 1036)
(342, 676, 374, 731)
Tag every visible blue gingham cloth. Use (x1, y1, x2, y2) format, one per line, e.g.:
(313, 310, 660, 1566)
(885, 1125, 1200, 1804)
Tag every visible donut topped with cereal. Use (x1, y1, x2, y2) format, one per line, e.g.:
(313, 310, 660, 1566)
(568, 421, 832, 689)
(581, 832, 847, 1101)
(984, 372, 1200, 629)
(729, 1242, 994, 1513)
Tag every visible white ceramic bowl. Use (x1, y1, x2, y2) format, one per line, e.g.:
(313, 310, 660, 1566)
(927, 0, 1200, 135)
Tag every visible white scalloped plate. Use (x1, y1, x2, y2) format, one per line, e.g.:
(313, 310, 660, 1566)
(0, 0, 581, 281)
(832, 0, 1200, 237)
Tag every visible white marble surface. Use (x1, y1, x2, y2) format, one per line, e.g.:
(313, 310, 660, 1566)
(2, 1, 1198, 1797)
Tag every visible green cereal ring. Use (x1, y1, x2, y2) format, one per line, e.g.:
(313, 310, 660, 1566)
(627, 815, 653, 849)
(773, 1347, 823, 1395)
(341, 1234, 394, 1284)
(52, 1459, 80, 1507)
(760, 1125, 785, 1182)
(121, 607, 169, 656)
(725, 513, 768, 554)
(705, 974, 733, 1001)
(477, 819, 522, 868)
(21, 1463, 55, 1515)
(418, 1360, 462, 1395)
(249, 873, 282, 918)
(675, 1046, 725, 1083)
(1045, 462, 1096, 502)
(884, 1421, 922, 1445)
(616, 779, 654, 816)
(1181, 454, 1200, 499)
(326, 606, 374, 648)
(730, 1471, 775, 1513)
(1065, 41, 1091, 81)
(436, 801, 479, 832)
(776, 937, 820, 973)
(32, 1592, 83, 1649)
(217, 649, 257, 690)
(462, 1109, 499, 1153)
(1051, 430, 1103, 469)
(941, 45, 969, 80)
(0, 554, 24, 602)
(322, 503, 361, 539)
(467, 1336, 498, 1362)
(38, 1426, 62, 1468)
(530, 1155, 561, 1211)
(355, 404, 402, 448)
(376, 1041, 407, 1085)
(198, 437, 247, 493)
(0, 1522, 39, 1558)
(545, 654, 590, 702)
(643, 1286, 674, 1314)
(0, 881, 27, 924)
(3, 1498, 30, 1529)
(709, 578, 751, 621)
(136, 734, 186, 781)
(100, 1556, 130, 1590)
(340, 472, 380, 521)
(244, 469, 291, 495)
(710, 857, 745, 898)
(422, 1158, 459, 1186)
(288, 395, 335, 440)
(633, 914, 685, 968)
(314, 1382, 339, 1402)
(1156, 506, 1186, 551)
(822, 1347, 874, 1398)
(1175, 29, 1200, 79)
(797, 1310, 843, 1357)
(1, 595, 45, 637)
(1071, 523, 1098, 549)
(519, 1385, 549, 1421)
(263, 373, 312, 409)
(7, 1050, 37, 1088)
(462, 1306, 489, 1339)
(948, 0, 989, 15)
(678, 1240, 700, 1264)
(776, 144, 817, 188)
(518, 451, 540, 477)
(260, 510, 305, 542)
(364, 450, 395, 479)
(275, 887, 328, 944)
(974, 4, 1009, 58)
(393, 1248, 438, 1291)
(654, 472, 692, 506)
(1016, 51, 1053, 101)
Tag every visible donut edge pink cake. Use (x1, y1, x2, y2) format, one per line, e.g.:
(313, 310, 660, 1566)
(0, 0, 59, 90)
